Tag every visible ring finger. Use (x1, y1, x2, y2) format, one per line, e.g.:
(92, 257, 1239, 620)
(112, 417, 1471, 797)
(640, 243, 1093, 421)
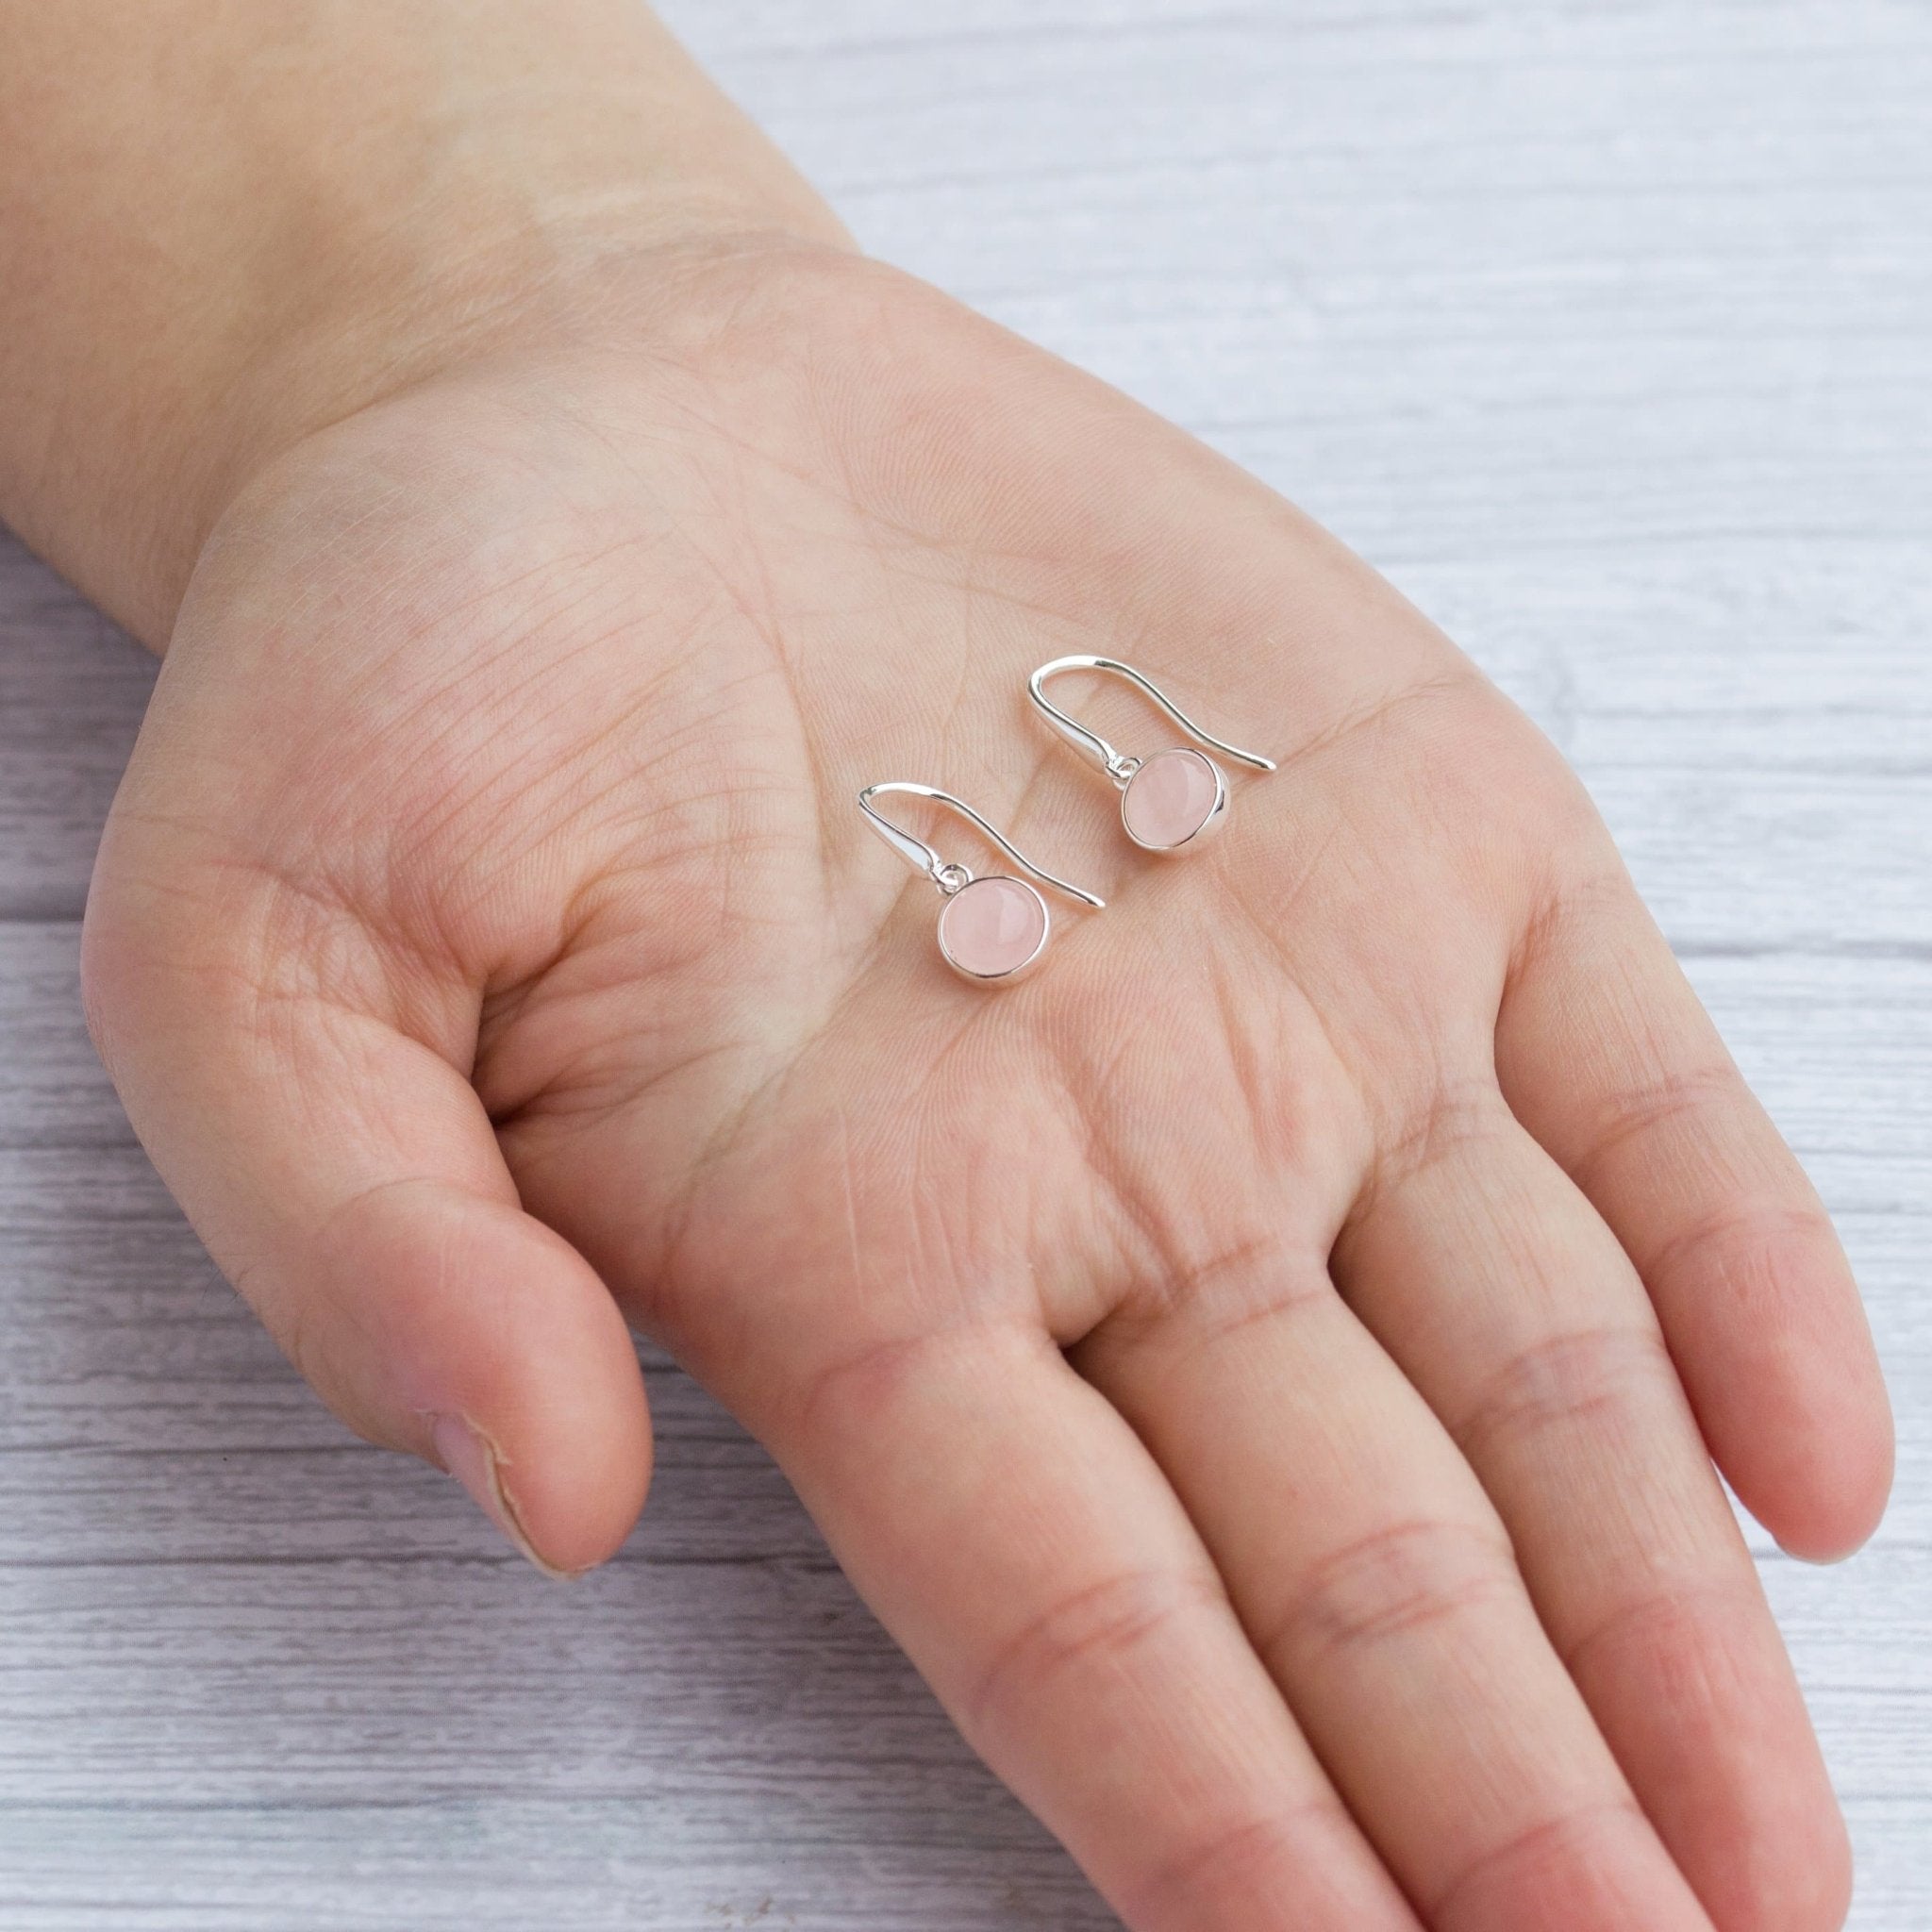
(1333, 1091, 1846, 1931)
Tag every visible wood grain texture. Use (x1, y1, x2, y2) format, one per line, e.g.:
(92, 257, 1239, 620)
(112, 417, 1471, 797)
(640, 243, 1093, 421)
(1, 1, 1926, 1925)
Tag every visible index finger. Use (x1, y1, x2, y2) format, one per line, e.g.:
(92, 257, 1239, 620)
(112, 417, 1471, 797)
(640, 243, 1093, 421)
(744, 1316, 1419, 1932)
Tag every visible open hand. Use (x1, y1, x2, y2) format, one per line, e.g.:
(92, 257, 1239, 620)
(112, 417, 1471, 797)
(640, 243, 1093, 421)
(82, 240, 1891, 1932)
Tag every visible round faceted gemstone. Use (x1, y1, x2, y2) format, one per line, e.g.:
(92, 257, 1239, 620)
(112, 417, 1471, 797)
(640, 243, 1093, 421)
(1122, 747, 1224, 850)
(938, 874, 1049, 981)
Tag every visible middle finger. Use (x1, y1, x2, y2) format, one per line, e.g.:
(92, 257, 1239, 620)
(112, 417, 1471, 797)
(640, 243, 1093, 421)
(1077, 1248, 1718, 1930)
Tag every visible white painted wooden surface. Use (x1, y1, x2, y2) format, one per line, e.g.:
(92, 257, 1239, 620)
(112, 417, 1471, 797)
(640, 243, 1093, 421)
(2, 1, 1927, 1924)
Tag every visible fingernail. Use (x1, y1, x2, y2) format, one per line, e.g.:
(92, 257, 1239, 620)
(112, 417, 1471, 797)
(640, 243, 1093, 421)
(430, 1413, 576, 1580)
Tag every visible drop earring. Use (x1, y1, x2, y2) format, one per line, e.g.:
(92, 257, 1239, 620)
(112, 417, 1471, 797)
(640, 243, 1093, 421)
(857, 782, 1104, 984)
(1027, 656, 1275, 852)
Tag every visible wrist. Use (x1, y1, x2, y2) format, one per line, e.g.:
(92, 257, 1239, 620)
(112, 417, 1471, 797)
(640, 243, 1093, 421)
(199, 200, 851, 607)
(0, 1, 849, 648)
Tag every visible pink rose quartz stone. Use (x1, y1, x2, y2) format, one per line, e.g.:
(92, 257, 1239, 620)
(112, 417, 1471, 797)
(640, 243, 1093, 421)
(939, 875, 1047, 979)
(1122, 748, 1221, 849)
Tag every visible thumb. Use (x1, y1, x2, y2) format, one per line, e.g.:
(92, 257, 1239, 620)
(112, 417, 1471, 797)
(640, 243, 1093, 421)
(79, 844, 651, 1578)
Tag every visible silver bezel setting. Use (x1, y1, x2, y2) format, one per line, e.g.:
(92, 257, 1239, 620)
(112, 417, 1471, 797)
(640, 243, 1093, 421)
(936, 874, 1052, 983)
(1120, 748, 1230, 853)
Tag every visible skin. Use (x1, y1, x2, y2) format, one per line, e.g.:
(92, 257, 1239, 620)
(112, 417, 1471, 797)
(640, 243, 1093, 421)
(0, 7, 1894, 1929)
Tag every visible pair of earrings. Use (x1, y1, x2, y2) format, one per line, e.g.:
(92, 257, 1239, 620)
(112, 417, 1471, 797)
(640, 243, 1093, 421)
(858, 657, 1276, 985)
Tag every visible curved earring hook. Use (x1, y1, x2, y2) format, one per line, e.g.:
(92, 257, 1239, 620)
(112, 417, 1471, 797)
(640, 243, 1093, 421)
(1027, 656, 1277, 781)
(857, 782, 1105, 908)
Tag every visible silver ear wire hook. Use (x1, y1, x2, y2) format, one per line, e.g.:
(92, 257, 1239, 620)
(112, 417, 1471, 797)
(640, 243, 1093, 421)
(857, 782, 1103, 985)
(1026, 656, 1276, 787)
(858, 783, 1104, 907)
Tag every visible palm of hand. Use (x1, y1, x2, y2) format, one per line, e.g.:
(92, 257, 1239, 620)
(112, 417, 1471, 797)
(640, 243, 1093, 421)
(87, 247, 1890, 1932)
